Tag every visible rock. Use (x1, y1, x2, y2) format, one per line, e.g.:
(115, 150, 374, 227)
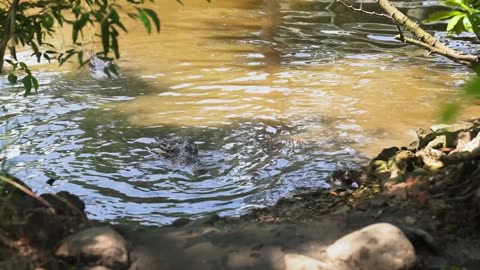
(373, 147, 400, 162)
(383, 182, 408, 200)
(185, 214, 220, 228)
(452, 131, 480, 153)
(57, 191, 86, 212)
(171, 217, 192, 227)
(455, 131, 471, 149)
(329, 169, 366, 188)
(416, 148, 445, 171)
(428, 199, 449, 219)
(411, 168, 429, 176)
(390, 150, 416, 177)
(425, 135, 447, 150)
(326, 223, 416, 270)
(283, 254, 329, 270)
(416, 124, 469, 150)
(369, 197, 386, 207)
(56, 226, 129, 269)
(40, 191, 86, 215)
(404, 216, 416, 225)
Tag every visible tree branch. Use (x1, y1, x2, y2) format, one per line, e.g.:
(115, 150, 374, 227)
(336, 0, 391, 20)
(338, 0, 480, 69)
(375, 0, 479, 69)
(0, 0, 19, 74)
(395, 35, 477, 67)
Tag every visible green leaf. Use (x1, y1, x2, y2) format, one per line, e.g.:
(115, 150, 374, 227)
(43, 53, 51, 62)
(108, 64, 119, 76)
(127, 12, 138, 20)
(103, 66, 112, 78)
(110, 7, 120, 23)
(137, 8, 152, 33)
(463, 76, 480, 97)
(59, 50, 76, 66)
(52, 12, 64, 27)
(73, 13, 90, 42)
(19, 62, 28, 70)
(7, 74, 17, 84)
(423, 10, 464, 23)
(463, 15, 473, 32)
(443, 0, 475, 12)
(467, 13, 480, 34)
(143, 8, 160, 33)
(101, 22, 110, 55)
(111, 28, 120, 59)
(108, 8, 128, 33)
(4, 59, 15, 66)
(447, 14, 465, 32)
(439, 102, 461, 123)
(23, 76, 32, 96)
(77, 51, 84, 67)
(42, 13, 54, 29)
(30, 42, 41, 62)
(31, 76, 39, 92)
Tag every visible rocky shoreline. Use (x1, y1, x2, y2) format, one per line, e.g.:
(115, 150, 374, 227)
(3, 122, 480, 269)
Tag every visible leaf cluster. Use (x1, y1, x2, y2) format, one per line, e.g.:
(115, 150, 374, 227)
(424, 0, 480, 37)
(0, 0, 162, 95)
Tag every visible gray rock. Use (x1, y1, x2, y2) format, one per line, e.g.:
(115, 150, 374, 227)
(56, 226, 129, 269)
(416, 148, 445, 171)
(452, 131, 480, 153)
(326, 223, 416, 270)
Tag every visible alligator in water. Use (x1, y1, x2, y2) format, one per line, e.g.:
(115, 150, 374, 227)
(148, 139, 208, 175)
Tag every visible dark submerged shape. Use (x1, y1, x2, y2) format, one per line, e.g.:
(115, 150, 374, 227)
(148, 139, 207, 175)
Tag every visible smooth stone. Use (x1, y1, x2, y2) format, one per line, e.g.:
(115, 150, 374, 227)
(56, 226, 129, 269)
(326, 223, 416, 270)
(283, 254, 329, 270)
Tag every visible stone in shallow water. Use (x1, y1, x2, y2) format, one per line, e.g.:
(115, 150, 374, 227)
(326, 223, 416, 270)
(55, 226, 129, 269)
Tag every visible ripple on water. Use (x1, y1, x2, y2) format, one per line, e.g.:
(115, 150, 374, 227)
(0, 0, 474, 225)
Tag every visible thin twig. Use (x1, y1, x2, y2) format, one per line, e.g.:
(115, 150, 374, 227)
(337, 0, 392, 20)
(377, 0, 479, 68)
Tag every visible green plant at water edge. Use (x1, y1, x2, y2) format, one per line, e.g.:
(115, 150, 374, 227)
(423, 0, 480, 38)
(0, 0, 163, 96)
(421, 0, 480, 122)
(440, 73, 480, 122)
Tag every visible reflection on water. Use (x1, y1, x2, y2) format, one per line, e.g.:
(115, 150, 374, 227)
(0, 0, 477, 225)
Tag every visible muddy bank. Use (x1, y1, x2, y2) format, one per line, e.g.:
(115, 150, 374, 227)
(3, 122, 480, 269)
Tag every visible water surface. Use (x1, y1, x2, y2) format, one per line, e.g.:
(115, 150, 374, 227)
(0, 0, 476, 225)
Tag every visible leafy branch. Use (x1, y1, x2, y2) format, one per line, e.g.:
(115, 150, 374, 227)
(338, 0, 480, 122)
(0, 0, 167, 95)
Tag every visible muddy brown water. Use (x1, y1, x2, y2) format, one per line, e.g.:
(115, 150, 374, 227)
(0, 0, 478, 225)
